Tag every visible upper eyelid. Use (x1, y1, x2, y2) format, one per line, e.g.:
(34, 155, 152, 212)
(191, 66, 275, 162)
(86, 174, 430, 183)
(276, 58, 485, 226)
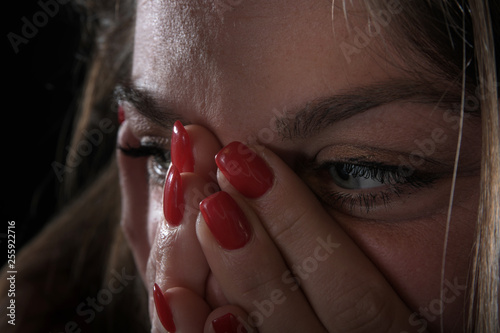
(118, 136, 171, 159)
(314, 143, 454, 173)
(114, 84, 184, 128)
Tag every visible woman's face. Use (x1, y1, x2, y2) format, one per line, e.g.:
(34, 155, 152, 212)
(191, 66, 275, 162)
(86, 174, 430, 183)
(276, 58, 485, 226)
(119, 0, 481, 331)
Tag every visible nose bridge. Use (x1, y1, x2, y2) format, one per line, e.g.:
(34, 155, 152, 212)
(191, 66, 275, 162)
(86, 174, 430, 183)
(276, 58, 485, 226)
(180, 51, 277, 148)
(190, 73, 286, 149)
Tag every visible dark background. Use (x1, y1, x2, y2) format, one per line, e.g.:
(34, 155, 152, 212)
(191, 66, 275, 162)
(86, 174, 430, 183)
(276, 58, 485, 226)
(3, 1, 87, 266)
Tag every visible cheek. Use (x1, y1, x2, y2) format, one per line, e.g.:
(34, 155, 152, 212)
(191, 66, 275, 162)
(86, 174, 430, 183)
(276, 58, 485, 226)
(117, 125, 150, 277)
(339, 207, 476, 329)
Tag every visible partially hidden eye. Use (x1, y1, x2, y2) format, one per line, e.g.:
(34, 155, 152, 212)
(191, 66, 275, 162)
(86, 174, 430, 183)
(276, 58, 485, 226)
(151, 149, 171, 179)
(119, 143, 171, 183)
(329, 164, 385, 189)
(310, 159, 439, 215)
(324, 162, 414, 191)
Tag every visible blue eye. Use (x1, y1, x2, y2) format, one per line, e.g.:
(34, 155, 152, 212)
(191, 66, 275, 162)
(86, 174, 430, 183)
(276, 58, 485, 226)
(309, 159, 439, 215)
(326, 162, 412, 191)
(329, 164, 385, 189)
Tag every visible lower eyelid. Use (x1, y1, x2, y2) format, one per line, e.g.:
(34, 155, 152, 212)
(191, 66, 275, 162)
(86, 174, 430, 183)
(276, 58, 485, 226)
(315, 174, 438, 214)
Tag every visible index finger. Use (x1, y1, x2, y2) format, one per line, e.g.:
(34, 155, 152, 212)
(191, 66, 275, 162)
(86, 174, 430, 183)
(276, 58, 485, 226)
(215, 141, 420, 332)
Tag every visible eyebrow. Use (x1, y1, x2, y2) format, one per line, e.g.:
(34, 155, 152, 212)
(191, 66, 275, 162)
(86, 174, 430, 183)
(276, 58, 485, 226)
(114, 83, 180, 127)
(276, 81, 465, 139)
(114, 80, 465, 140)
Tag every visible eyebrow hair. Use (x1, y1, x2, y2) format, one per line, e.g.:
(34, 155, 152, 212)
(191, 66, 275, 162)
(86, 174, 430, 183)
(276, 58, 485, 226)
(114, 80, 466, 140)
(275, 81, 464, 140)
(114, 82, 179, 127)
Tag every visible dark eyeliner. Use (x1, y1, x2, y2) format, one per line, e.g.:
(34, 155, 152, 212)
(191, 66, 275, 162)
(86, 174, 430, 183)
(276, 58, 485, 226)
(118, 143, 167, 158)
(306, 159, 440, 213)
(314, 160, 438, 188)
(118, 143, 171, 185)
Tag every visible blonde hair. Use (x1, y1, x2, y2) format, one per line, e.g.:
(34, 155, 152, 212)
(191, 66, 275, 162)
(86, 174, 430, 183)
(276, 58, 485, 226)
(359, 0, 499, 330)
(467, 0, 499, 330)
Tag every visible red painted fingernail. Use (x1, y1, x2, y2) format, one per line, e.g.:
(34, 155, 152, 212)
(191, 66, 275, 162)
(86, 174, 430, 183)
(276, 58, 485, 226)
(118, 105, 125, 124)
(163, 165, 184, 226)
(153, 283, 176, 332)
(215, 142, 274, 198)
(212, 313, 247, 333)
(200, 192, 251, 250)
(171, 120, 194, 173)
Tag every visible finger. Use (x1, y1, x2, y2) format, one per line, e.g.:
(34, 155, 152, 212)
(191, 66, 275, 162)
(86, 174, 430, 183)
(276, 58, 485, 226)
(214, 142, 419, 332)
(152, 285, 211, 333)
(187, 123, 223, 184)
(148, 124, 222, 325)
(149, 123, 222, 293)
(149, 173, 212, 296)
(204, 305, 254, 333)
(197, 191, 327, 332)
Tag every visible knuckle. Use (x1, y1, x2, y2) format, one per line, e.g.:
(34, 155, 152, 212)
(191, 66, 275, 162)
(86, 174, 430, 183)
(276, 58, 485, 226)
(264, 201, 315, 243)
(235, 270, 285, 302)
(333, 282, 395, 332)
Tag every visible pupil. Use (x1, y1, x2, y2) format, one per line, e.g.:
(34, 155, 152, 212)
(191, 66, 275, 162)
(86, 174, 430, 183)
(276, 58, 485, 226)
(336, 165, 351, 181)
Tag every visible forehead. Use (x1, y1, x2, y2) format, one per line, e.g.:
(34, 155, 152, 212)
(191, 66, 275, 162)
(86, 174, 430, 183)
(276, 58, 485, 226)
(132, 0, 409, 134)
(134, 1, 403, 79)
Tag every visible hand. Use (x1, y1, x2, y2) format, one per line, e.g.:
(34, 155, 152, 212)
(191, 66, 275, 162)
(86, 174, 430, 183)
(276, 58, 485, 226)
(144, 123, 223, 332)
(145, 124, 423, 332)
(118, 120, 225, 332)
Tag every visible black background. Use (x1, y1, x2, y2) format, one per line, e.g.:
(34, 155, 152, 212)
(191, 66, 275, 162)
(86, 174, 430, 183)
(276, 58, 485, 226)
(4, 1, 87, 266)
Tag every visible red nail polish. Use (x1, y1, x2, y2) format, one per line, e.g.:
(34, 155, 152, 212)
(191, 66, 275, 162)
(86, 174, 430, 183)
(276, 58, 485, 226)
(163, 165, 184, 226)
(171, 120, 194, 173)
(212, 313, 247, 333)
(118, 105, 125, 124)
(200, 192, 251, 250)
(215, 142, 274, 198)
(153, 283, 176, 332)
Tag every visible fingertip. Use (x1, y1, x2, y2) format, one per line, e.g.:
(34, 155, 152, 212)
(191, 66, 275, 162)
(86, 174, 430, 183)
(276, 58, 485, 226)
(215, 142, 274, 199)
(184, 124, 223, 183)
(205, 306, 254, 333)
(153, 286, 211, 333)
(199, 191, 252, 250)
(153, 283, 176, 332)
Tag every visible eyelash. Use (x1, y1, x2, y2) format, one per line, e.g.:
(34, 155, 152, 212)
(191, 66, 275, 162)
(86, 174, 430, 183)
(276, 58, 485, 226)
(119, 143, 438, 214)
(311, 161, 437, 213)
(119, 144, 171, 184)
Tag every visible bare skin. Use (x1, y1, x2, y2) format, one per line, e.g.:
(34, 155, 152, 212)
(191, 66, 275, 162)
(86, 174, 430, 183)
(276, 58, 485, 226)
(117, 1, 481, 332)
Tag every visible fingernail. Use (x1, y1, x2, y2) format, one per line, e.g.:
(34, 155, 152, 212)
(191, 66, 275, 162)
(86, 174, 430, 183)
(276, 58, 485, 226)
(171, 120, 194, 173)
(200, 191, 251, 250)
(212, 313, 247, 333)
(163, 165, 184, 227)
(215, 142, 273, 198)
(153, 283, 176, 332)
(118, 105, 125, 125)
